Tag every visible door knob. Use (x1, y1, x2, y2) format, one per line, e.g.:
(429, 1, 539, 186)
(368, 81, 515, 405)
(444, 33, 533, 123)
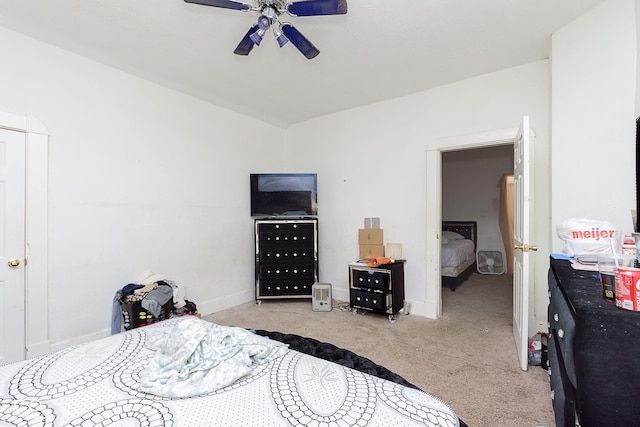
(8, 258, 20, 267)
(514, 244, 538, 252)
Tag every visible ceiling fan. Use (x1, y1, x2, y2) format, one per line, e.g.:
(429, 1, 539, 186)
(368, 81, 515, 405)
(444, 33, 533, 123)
(184, 0, 348, 59)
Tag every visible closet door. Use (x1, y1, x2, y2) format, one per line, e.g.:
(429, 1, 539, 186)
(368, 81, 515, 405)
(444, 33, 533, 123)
(0, 127, 26, 364)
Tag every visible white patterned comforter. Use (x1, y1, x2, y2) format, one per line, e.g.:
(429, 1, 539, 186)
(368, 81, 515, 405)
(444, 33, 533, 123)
(0, 317, 460, 427)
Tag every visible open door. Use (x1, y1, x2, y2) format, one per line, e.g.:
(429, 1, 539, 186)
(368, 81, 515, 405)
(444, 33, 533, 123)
(513, 116, 536, 371)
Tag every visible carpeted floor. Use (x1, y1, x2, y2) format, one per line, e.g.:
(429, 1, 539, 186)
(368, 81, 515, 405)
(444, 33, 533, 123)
(203, 272, 555, 427)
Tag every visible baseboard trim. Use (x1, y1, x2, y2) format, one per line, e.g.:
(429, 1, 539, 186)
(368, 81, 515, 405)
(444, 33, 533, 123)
(198, 289, 253, 317)
(405, 299, 439, 319)
(331, 286, 439, 320)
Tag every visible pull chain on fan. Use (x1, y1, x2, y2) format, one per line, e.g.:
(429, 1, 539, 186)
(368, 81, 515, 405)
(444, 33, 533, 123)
(184, 0, 348, 59)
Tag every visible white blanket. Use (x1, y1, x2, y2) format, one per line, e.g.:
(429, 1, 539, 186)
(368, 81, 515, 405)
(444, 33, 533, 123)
(139, 317, 288, 398)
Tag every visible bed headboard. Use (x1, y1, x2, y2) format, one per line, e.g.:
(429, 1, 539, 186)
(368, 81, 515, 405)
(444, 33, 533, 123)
(442, 221, 478, 247)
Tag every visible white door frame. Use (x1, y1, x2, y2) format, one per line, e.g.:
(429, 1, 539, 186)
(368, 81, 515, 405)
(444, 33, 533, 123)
(425, 127, 534, 318)
(0, 111, 49, 359)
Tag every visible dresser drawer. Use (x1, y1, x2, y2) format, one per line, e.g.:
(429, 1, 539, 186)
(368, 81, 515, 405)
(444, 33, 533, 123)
(258, 247, 315, 264)
(350, 288, 387, 312)
(548, 268, 558, 295)
(548, 288, 577, 388)
(548, 333, 577, 427)
(258, 230, 315, 249)
(258, 264, 315, 282)
(258, 280, 312, 296)
(350, 268, 390, 292)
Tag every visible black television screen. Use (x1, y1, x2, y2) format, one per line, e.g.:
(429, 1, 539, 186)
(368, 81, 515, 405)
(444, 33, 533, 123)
(250, 173, 318, 216)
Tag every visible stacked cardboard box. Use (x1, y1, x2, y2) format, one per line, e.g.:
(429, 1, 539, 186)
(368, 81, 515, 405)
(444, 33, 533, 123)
(358, 218, 384, 259)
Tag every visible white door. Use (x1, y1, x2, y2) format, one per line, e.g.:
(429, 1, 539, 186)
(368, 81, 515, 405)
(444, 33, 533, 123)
(0, 127, 26, 364)
(513, 116, 535, 371)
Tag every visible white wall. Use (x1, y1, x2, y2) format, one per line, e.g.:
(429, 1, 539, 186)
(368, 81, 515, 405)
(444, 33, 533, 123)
(442, 145, 514, 257)
(0, 27, 286, 350)
(551, 0, 637, 250)
(285, 60, 550, 322)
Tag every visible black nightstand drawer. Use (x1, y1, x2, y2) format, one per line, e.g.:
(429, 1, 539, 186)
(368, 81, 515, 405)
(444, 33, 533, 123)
(351, 268, 390, 292)
(350, 288, 387, 312)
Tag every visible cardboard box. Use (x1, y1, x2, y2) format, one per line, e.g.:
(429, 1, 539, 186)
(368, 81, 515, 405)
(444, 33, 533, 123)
(358, 229, 383, 245)
(359, 244, 384, 259)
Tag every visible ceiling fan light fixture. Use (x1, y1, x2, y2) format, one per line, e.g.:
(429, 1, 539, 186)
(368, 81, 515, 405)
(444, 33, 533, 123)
(274, 27, 289, 47)
(257, 15, 272, 31)
(250, 28, 266, 45)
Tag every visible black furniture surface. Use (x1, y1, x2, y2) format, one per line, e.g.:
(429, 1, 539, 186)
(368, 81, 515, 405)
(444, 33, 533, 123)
(548, 257, 640, 426)
(255, 218, 318, 301)
(349, 262, 405, 322)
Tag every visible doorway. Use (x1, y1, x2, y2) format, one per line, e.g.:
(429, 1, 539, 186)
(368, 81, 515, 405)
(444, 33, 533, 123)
(425, 126, 526, 319)
(425, 120, 536, 370)
(0, 111, 49, 362)
(441, 145, 514, 310)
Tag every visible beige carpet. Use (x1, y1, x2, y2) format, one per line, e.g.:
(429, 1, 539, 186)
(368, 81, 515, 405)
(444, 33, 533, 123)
(204, 272, 554, 427)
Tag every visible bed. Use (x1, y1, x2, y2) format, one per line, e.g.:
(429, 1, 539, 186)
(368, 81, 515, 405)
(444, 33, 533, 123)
(441, 221, 477, 291)
(0, 316, 467, 427)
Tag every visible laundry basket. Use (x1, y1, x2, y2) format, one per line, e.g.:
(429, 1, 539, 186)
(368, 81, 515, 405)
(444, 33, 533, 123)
(476, 250, 505, 275)
(119, 298, 173, 330)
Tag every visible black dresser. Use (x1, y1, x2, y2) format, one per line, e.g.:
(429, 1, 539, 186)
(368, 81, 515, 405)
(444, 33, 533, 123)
(254, 218, 318, 301)
(548, 257, 640, 426)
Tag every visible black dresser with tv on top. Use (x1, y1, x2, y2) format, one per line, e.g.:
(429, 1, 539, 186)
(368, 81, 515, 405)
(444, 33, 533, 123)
(254, 217, 318, 301)
(548, 257, 640, 426)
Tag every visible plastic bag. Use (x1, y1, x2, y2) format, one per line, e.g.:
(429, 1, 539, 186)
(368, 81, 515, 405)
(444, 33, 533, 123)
(556, 218, 616, 256)
(528, 332, 548, 367)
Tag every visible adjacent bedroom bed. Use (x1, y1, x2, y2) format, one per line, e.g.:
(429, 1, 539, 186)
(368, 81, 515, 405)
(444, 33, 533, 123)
(441, 221, 477, 291)
(0, 316, 467, 427)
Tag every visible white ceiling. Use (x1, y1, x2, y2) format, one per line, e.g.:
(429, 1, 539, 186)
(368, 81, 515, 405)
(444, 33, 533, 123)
(0, 0, 605, 128)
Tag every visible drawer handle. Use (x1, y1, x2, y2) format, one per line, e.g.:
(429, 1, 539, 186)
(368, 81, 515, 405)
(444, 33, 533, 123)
(558, 329, 564, 338)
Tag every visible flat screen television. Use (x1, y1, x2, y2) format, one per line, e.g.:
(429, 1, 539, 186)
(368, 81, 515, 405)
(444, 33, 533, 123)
(250, 173, 318, 217)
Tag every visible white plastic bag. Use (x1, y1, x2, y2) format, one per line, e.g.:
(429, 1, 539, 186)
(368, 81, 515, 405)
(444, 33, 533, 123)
(556, 218, 616, 256)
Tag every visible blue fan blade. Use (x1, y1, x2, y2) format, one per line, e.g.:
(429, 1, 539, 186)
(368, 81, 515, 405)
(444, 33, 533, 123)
(184, 0, 250, 11)
(281, 24, 320, 59)
(234, 25, 259, 55)
(287, 0, 347, 16)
